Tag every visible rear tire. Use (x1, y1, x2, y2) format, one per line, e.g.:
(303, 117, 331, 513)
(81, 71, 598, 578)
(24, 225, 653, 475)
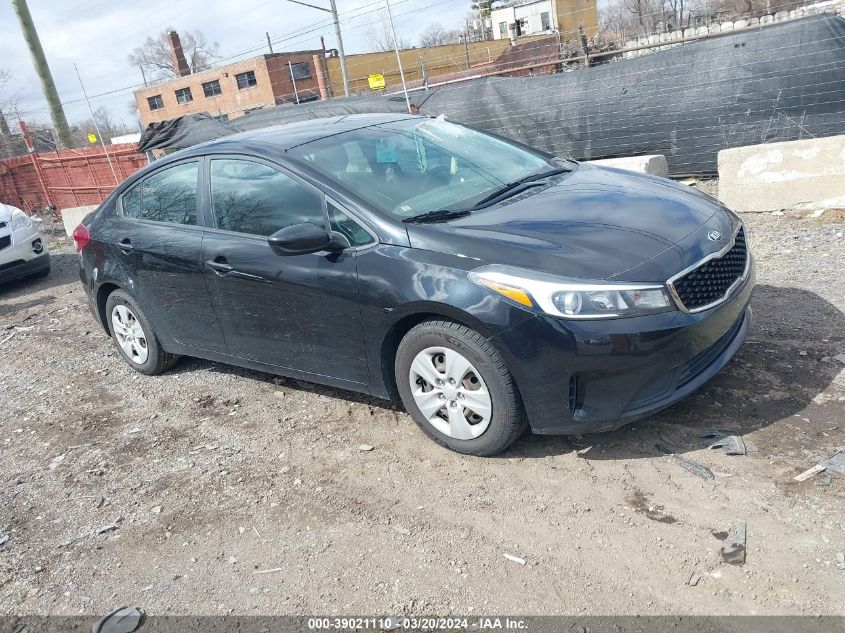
(105, 289, 177, 375)
(395, 319, 527, 456)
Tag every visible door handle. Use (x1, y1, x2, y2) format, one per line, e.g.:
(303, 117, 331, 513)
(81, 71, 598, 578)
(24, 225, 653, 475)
(117, 239, 133, 252)
(206, 259, 233, 275)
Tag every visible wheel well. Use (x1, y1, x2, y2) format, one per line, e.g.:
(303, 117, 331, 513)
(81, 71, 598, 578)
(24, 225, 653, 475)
(379, 310, 494, 401)
(95, 282, 120, 334)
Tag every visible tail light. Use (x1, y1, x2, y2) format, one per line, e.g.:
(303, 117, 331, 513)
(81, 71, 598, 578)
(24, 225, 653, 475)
(73, 224, 90, 252)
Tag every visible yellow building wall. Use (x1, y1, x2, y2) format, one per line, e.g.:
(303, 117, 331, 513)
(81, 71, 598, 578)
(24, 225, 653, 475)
(324, 38, 542, 96)
(554, 0, 599, 40)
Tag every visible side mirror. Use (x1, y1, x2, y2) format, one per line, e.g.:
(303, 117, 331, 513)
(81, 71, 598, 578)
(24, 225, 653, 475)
(268, 222, 344, 256)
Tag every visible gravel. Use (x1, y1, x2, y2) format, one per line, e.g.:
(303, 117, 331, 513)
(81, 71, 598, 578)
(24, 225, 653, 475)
(0, 209, 843, 616)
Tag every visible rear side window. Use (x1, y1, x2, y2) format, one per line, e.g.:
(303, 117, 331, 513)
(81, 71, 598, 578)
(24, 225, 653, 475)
(210, 159, 324, 236)
(121, 162, 199, 226)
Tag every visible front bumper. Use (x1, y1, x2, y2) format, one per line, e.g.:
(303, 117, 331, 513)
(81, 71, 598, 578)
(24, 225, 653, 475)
(0, 226, 50, 284)
(496, 258, 755, 435)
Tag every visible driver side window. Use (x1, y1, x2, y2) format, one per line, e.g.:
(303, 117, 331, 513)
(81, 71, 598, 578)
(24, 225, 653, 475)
(122, 161, 199, 226)
(210, 159, 325, 236)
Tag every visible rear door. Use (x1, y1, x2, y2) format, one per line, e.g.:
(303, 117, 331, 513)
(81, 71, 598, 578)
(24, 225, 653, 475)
(111, 159, 226, 352)
(200, 156, 370, 384)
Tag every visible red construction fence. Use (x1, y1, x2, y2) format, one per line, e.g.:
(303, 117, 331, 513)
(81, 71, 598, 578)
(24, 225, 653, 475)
(0, 144, 148, 213)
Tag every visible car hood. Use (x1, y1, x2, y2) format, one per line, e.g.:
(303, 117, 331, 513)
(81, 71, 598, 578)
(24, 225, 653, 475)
(0, 203, 17, 224)
(405, 164, 735, 282)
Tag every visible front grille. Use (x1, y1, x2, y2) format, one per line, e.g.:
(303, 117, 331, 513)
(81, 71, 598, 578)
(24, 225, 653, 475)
(672, 227, 747, 311)
(0, 221, 7, 229)
(0, 235, 11, 251)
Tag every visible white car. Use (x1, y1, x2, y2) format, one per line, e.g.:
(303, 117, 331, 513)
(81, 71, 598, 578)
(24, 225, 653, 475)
(0, 202, 51, 284)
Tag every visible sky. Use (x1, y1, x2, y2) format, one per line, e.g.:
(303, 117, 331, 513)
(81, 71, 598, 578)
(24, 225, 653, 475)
(0, 0, 472, 128)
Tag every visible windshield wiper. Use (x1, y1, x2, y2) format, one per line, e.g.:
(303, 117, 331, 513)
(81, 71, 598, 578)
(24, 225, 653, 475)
(401, 209, 472, 224)
(472, 167, 570, 208)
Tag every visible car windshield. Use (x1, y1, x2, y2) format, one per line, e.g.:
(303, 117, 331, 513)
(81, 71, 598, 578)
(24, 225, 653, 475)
(286, 117, 558, 219)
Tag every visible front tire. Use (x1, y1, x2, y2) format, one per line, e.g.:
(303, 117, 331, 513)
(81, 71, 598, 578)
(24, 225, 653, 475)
(105, 289, 177, 375)
(395, 320, 527, 456)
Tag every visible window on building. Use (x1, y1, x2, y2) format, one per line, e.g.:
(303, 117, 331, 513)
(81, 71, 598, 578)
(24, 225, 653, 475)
(175, 87, 193, 104)
(210, 159, 324, 236)
(516, 18, 528, 35)
(147, 95, 164, 111)
(121, 162, 199, 226)
(499, 21, 508, 37)
(541, 11, 551, 30)
(202, 80, 222, 98)
(289, 61, 312, 80)
(235, 70, 258, 90)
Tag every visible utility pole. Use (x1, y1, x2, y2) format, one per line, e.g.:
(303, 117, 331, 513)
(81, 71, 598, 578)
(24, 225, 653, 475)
(385, 0, 411, 114)
(284, 0, 350, 97)
(329, 0, 350, 98)
(11, 0, 74, 149)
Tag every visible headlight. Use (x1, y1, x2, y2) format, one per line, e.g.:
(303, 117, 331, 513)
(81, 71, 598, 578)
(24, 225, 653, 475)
(469, 265, 675, 319)
(10, 210, 32, 231)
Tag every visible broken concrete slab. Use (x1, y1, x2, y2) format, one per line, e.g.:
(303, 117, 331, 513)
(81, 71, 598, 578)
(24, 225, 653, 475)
(61, 205, 98, 237)
(588, 154, 670, 178)
(718, 135, 845, 212)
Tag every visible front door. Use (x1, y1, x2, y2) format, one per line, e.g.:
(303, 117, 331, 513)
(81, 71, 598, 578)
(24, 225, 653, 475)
(200, 157, 369, 384)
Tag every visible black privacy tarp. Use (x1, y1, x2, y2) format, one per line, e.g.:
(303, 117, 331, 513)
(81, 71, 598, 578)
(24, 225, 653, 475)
(139, 15, 845, 175)
(138, 95, 410, 152)
(413, 14, 845, 175)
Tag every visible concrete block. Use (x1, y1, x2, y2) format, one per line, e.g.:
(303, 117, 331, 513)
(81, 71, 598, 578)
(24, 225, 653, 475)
(718, 135, 845, 212)
(721, 21, 735, 31)
(709, 23, 721, 33)
(589, 155, 670, 178)
(734, 19, 748, 28)
(61, 205, 98, 237)
(760, 14, 773, 23)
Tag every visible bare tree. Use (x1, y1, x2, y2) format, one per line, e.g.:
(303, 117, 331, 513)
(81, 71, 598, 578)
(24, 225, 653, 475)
(419, 22, 463, 47)
(364, 11, 413, 52)
(128, 28, 220, 81)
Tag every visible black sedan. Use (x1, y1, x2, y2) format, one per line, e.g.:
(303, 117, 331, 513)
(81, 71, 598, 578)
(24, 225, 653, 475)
(75, 114, 755, 456)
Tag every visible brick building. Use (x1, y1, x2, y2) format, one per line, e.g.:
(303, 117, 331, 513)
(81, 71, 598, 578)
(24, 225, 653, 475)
(134, 32, 326, 127)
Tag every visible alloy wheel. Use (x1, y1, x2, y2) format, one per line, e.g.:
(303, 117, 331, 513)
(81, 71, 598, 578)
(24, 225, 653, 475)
(408, 346, 492, 440)
(111, 304, 149, 365)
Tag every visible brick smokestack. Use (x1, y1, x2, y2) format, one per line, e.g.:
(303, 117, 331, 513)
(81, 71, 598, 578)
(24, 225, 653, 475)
(168, 30, 191, 77)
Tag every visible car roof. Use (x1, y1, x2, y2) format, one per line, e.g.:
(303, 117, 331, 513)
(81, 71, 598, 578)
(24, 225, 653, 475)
(187, 112, 422, 155)
(119, 113, 425, 194)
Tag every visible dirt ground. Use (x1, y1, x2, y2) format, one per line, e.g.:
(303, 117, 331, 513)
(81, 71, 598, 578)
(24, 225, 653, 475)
(1, 208, 843, 617)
